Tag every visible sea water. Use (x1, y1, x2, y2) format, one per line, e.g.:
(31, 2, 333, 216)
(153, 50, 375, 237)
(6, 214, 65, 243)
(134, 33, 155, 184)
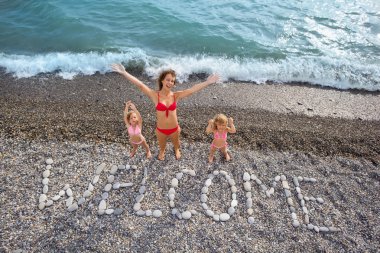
(0, 0, 379, 90)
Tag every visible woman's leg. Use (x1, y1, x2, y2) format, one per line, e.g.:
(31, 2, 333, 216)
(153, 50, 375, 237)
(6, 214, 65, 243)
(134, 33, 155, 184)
(156, 129, 168, 160)
(170, 126, 181, 159)
(130, 143, 138, 157)
(142, 140, 152, 159)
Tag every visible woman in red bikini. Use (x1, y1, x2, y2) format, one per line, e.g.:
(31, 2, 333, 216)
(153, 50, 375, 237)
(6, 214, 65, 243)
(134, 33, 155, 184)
(206, 114, 236, 163)
(112, 63, 219, 160)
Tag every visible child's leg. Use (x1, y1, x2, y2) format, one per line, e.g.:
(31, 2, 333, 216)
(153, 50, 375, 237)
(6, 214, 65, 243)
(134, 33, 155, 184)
(130, 143, 138, 157)
(142, 140, 152, 159)
(221, 146, 230, 161)
(208, 146, 217, 163)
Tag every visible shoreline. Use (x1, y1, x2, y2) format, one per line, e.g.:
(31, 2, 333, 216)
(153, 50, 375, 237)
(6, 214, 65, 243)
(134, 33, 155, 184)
(1, 72, 379, 162)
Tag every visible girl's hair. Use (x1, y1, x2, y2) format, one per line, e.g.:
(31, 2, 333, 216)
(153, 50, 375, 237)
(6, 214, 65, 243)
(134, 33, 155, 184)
(212, 114, 228, 130)
(157, 69, 176, 90)
(125, 111, 137, 124)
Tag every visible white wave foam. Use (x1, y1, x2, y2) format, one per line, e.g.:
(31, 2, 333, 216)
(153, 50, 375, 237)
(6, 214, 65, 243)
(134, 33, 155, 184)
(0, 51, 379, 91)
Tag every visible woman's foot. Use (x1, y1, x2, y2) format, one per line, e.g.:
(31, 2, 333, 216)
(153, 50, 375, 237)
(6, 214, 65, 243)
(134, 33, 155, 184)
(174, 149, 181, 160)
(208, 155, 214, 163)
(158, 151, 165, 160)
(146, 150, 152, 159)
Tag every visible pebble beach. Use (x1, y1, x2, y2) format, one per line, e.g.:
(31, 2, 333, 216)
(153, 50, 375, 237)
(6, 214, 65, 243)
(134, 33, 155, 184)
(1, 71, 380, 252)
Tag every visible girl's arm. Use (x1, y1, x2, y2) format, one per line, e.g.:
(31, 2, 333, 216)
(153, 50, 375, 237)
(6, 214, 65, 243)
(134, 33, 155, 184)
(175, 73, 220, 100)
(112, 63, 156, 102)
(129, 102, 143, 128)
(206, 119, 214, 134)
(124, 103, 130, 127)
(227, 117, 236, 133)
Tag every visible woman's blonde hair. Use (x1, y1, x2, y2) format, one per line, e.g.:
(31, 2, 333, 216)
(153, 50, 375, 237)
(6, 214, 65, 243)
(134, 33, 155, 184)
(212, 114, 228, 130)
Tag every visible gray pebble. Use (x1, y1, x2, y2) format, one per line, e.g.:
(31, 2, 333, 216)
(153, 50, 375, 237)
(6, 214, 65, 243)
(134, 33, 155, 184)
(102, 192, 109, 199)
(219, 213, 230, 221)
(292, 220, 300, 227)
(248, 217, 255, 224)
(46, 158, 53, 165)
(114, 208, 124, 215)
(110, 165, 118, 174)
(182, 211, 192, 219)
(213, 214, 220, 221)
(68, 203, 78, 212)
(136, 210, 146, 216)
(104, 184, 112, 192)
(153, 210, 162, 218)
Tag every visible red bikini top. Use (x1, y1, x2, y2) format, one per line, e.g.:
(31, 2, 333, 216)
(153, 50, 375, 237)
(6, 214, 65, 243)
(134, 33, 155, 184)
(156, 92, 176, 117)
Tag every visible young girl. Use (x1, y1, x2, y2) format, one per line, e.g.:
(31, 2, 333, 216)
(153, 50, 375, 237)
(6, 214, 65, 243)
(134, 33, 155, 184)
(124, 101, 152, 159)
(206, 114, 236, 163)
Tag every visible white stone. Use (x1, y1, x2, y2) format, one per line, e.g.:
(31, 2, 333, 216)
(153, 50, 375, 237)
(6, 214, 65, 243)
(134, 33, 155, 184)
(168, 194, 175, 201)
(201, 194, 208, 203)
(39, 194, 47, 203)
(136, 210, 146, 216)
(169, 188, 176, 195)
(133, 203, 141, 211)
(113, 182, 121, 189)
(139, 186, 146, 194)
(243, 172, 251, 181)
(120, 182, 133, 187)
(319, 226, 329, 232)
(68, 203, 78, 212)
(307, 224, 314, 230)
(92, 175, 100, 184)
(45, 200, 53, 206)
(83, 190, 91, 198)
(46, 158, 53, 165)
(201, 187, 208, 194)
(153, 210, 162, 217)
(104, 184, 112, 192)
(66, 188, 73, 197)
(206, 209, 214, 217)
(219, 213, 230, 221)
(88, 183, 94, 191)
(172, 208, 178, 215)
(213, 170, 219, 175)
(243, 182, 251, 192)
(248, 217, 255, 224)
(108, 175, 115, 183)
(46, 165, 52, 170)
(291, 212, 297, 220)
(246, 198, 252, 208)
(231, 199, 238, 207)
(190, 210, 197, 215)
(52, 195, 61, 201)
(205, 179, 212, 187)
(38, 202, 45, 210)
(232, 193, 237, 200)
(125, 164, 131, 170)
(145, 210, 152, 216)
(314, 226, 320, 233)
(228, 179, 236, 186)
(99, 200, 107, 210)
(182, 211, 192, 219)
(292, 220, 300, 227)
(169, 201, 175, 208)
(63, 184, 70, 190)
(201, 203, 208, 210)
(43, 170, 50, 178)
(98, 209, 105, 215)
(42, 178, 49, 185)
(231, 186, 237, 193)
(188, 170, 196, 176)
(213, 214, 220, 221)
(59, 190, 65, 196)
(274, 175, 281, 181)
(136, 194, 144, 203)
(78, 198, 85, 205)
(102, 192, 109, 199)
(110, 165, 118, 174)
(251, 174, 257, 180)
(43, 185, 48, 194)
(66, 197, 74, 207)
(282, 181, 290, 189)
(247, 208, 254, 215)
(176, 172, 183, 180)
(131, 165, 137, 170)
(96, 163, 106, 175)
(228, 207, 235, 215)
(171, 178, 179, 187)
(220, 170, 227, 175)
(105, 209, 114, 215)
(316, 198, 324, 204)
(246, 192, 252, 198)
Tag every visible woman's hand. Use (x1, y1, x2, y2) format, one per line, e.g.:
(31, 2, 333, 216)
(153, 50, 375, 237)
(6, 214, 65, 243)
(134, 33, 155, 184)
(206, 73, 220, 84)
(111, 63, 126, 74)
(228, 117, 234, 125)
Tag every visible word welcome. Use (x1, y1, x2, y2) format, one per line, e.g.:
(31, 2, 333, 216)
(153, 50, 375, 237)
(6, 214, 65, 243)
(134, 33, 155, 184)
(38, 159, 340, 233)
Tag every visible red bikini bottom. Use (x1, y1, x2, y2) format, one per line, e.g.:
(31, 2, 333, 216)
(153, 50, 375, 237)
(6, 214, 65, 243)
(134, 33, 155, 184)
(156, 125, 179, 136)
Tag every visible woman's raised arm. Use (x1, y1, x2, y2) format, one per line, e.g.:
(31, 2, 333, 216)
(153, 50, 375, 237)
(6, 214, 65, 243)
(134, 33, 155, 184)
(112, 63, 156, 101)
(175, 73, 219, 100)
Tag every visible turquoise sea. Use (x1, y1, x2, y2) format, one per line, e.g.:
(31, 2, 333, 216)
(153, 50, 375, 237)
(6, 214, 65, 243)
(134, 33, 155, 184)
(0, 0, 379, 90)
